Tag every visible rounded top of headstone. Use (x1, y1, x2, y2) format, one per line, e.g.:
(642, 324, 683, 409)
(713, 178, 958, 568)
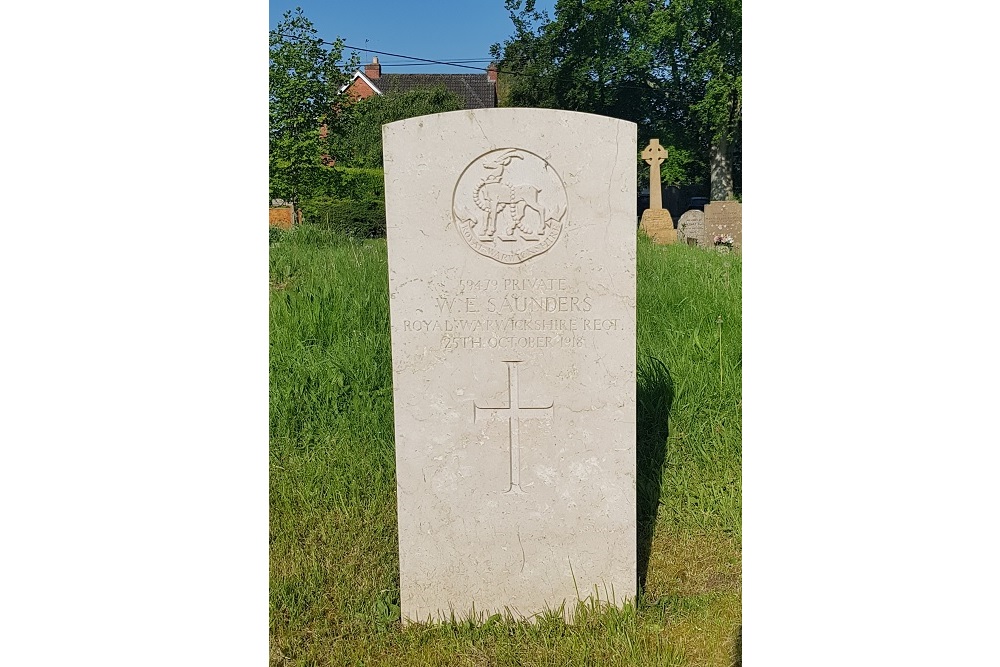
(679, 209, 705, 223)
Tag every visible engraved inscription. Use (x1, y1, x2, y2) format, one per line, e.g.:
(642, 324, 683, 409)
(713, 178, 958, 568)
(453, 149, 568, 264)
(704, 202, 742, 247)
(678, 209, 705, 247)
(394, 273, 624, 352)
(474, 361, 553, 494)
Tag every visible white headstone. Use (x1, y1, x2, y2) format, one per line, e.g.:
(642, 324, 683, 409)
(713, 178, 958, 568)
(383, 108, 637, 623)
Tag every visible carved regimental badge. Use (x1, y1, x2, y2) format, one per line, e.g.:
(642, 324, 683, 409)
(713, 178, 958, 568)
(452, 148, 568, 264)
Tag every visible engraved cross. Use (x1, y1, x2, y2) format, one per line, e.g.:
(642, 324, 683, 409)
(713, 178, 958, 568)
(474, 360, 553, 495)
(641, 138, 668, 211)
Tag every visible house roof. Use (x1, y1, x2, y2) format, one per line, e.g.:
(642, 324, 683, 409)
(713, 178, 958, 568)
(342, 70, 382, 95)
(372, 73, 496, 109)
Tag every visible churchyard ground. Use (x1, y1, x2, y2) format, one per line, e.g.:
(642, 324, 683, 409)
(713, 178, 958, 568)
(270, 226, 741, 666)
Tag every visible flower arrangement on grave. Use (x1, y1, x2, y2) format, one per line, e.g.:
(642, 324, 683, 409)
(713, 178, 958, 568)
(713, 235, 735, 247)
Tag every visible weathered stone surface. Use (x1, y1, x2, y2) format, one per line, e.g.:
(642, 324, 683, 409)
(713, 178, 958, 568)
(641, 138, 668, 212)
(639, 208, 676, 244)
(704, 201, 742, 249)
(677, 209, 706, 247)
(383, 108, 637, 623)
(638, 138, 675, 245)
(269, 205, 294, 230)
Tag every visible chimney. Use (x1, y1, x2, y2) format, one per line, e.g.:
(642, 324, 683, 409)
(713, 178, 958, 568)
(365, 56, 381, 80)
(487, 62, 498, 83)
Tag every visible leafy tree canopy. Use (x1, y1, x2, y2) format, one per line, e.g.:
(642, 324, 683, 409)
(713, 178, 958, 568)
(269, 7, 357, 203)
(331, 87, 464, 169)
(491, 0, 741, 197)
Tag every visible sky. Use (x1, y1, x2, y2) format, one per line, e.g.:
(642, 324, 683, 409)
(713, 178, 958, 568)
(269, 0, 556, 75)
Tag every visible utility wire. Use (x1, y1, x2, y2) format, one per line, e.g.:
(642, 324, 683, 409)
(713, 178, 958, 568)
(335, 60, 494, 67)
(273, 32, 665, 93)
(343, 43, 493, 72)
(274, 33, 496, 73)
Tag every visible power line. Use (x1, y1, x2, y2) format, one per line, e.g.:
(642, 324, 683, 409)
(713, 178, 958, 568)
(371, 59, 494, 64)
(335, 60, 494, 67)
(366, 63, 493, 68)
(272, 32, 668, 94)
(277, 33, 614, 84)
(274, 33, 496, 73)
(343, 43, 493, 72)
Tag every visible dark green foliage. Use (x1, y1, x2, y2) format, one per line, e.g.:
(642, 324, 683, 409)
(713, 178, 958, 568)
(298, 196, 386, 238)
(269, 226, 287, 245)
(331, 87, 464, 169)
(269, 8, 357, 204)
(494, 1, 655, 121)
(336, 167, 386, 202)
(492, 0, 741, 197)
(650, 0, 741, 199)
(288, 167, 387, 238)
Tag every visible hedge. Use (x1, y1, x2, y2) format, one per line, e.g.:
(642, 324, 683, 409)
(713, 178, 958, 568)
(336, 167, 385, 202)
(298, 196, 386, 239)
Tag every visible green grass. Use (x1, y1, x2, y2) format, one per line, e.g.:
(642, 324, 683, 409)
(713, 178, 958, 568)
(270, 226, 741, 666)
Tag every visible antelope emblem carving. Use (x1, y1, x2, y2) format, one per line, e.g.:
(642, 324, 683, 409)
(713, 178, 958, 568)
(470, 150, 564, 238)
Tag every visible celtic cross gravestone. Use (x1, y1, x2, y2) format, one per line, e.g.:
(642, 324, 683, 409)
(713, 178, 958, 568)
(383, 108, 637, 623)
(641, 138, 667, 211)
(639, 138, 676, 244)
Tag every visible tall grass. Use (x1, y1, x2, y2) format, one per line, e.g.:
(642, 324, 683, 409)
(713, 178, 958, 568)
(270, 226, 741, 666)
(637, 237, 742, 538)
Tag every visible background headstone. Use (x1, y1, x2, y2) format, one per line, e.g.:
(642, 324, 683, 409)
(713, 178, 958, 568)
(269, 204, 295, 230)
(704, 201, 742, 249)
(638, 138, 676, 244)
(677, 209, 706, 247)
(383, 108, 637, 623)
(639, 209, 675, 244)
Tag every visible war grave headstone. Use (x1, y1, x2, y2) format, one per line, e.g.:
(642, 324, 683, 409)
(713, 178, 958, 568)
(677, 209, 706, 247)
(383, 108, 637, 623)
(704, 201, 742, 251)
(638, 138, 676, 244)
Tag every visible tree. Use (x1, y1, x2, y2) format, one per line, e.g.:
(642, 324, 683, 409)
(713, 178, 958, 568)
(492, 1, 657, 123)
(331, 87, 464, 169)
(269, 8, 357, 203)
(650, 0, 741, 199)
(492, 0, 741, 198)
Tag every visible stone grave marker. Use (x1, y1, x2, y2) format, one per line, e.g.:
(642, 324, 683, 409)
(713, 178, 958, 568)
(677, 209, 706, 247)
(383, 108, 637, 623)
(269, 203, 295, 230)
(638, 138, 676, 244)
(704, 201, 742, 250)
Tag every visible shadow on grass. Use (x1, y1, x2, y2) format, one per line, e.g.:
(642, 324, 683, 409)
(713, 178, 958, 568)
(636, 355, 673, 593)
